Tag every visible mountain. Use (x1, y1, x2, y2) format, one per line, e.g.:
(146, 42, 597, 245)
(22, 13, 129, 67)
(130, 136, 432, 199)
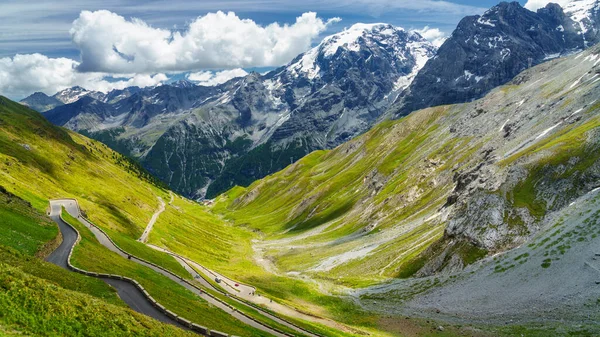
(565, 0, 600, 45)
(19, 86, 103, 112)
(169, 79, 197, 88)
(19, 92, 63, 112)
(214, 42, 600, 290)
(38, 23, 437, 198)
(395, 1, 600, 116)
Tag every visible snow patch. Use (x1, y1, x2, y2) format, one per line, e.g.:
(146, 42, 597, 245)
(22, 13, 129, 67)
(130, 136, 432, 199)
(544, 53, 561, 60)
(570, 74, 586, 89)
(499, 119, 510, 132)
(535, 122, 562, 140)
(477, 17, 496, 27)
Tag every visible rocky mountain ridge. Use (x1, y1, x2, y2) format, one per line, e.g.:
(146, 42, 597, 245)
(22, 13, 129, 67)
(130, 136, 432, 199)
(395, 1, 600, 116)
(30, 23, 436, 198)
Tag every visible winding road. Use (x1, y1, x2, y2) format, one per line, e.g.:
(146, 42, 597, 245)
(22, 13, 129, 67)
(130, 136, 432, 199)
(46, 199, 300, 337)
(148, 244, 334, 331)
(46, 200, 185, 328)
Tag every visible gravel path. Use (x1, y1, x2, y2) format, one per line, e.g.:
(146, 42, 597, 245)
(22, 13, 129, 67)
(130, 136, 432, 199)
(138, 196, 165, 243)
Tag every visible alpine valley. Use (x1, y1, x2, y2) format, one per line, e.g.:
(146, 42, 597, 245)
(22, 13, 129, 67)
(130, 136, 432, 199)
(3, 1, 600, 337)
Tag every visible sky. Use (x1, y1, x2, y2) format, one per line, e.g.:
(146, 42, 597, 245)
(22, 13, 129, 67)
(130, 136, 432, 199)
(0, 0, 567, 99)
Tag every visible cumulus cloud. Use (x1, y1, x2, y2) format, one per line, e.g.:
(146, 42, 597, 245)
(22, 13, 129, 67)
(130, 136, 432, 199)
(415, 26, 447, 47)
(187, 68, 249, 86)
(524, 0, 573, 11)
(0, 10, 336, 99)
(71, 10, 340, 73)
(89, 73, 168, 92)
(0, 53, 167, 99)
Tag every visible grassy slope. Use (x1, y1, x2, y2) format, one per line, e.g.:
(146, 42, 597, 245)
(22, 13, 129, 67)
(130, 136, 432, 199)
(210, 105, 475, 285)
(209, 47, 600, 289)
(142, 46, 600, 335)
(145, 108, 484, 335)
(61, 209, 270, 337)
(0, 97, 281, 335)
(148, 195, 377, 337)
(0, 96, 187, 277)
(0, 188, 193, 336)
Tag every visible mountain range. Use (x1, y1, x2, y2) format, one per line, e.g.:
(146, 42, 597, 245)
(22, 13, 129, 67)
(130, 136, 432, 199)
(5, 1, 600, 336)
(21, 1, 600, 200)
(24, 23, 436, 198)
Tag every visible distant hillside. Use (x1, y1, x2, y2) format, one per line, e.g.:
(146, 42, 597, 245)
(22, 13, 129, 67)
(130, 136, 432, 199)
(215, 43, 600, 286)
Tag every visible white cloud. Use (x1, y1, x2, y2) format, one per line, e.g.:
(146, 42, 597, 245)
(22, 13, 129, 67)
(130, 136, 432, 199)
(415, 26, 447, 47)
(71, 10, 339, 73)
(0, 53, 167, 99)
(187, 68, 248, 86)
(524, 0, 573, 11)
(89, 73, 168, 92)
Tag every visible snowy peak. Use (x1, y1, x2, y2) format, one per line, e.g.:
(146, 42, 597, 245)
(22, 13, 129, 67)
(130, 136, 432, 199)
(53, 86, 92, 104)
(397, 0, 600, 117)
(287, 23, 436, 83)
(563, 0, 600, 44)
(564, 0, 599, 20)
(319, 23, 400, 57)
(170, 79, 196, 88)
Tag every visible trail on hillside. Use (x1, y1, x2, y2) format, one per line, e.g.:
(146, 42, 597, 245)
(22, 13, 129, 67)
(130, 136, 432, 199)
(50, 199, 319, 337)
(147, 244, 343, 331)
(139, 196, 166, 243)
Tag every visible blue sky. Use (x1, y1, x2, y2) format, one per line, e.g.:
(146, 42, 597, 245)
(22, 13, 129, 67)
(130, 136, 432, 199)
(0, 0, 550, 99)
(0, 0, 528, 59)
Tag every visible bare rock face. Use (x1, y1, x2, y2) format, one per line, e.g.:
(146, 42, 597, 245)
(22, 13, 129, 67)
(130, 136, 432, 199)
(395, 2, 596, 117)
(37, 24, 436, 199)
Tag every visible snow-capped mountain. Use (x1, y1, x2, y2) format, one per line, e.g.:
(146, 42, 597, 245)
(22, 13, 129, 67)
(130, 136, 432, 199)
(20, 86, 104, 112)
(287, 23, 434, 90)
(395, 1, 600, 116)
(53, 86, 95, 104)
(144, 24, 437, 197)
(33, 23, 436, 199)
(564, 0, 600, 46)
(169, 79, 197, 89)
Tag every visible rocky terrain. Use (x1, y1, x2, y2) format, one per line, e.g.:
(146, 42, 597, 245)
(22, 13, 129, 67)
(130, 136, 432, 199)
(24, 24, 436, 198)
(215, 42, 600, 294)
(358, 181, 600, 334)
(395, 0, 600, 116)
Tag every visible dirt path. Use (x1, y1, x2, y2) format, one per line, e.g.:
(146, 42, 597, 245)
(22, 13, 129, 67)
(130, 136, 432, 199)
(138, 196, 165, 243)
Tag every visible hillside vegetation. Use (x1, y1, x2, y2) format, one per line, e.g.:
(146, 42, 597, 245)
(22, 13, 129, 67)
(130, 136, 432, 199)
(0, 187, 194, 336)
(0, 98, 302, 336)
(213, 44, 600, 289)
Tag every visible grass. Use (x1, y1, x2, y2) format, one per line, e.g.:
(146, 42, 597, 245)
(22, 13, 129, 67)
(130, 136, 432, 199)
(0, 97, 291, 335)
(503, 117, 600, 220)
(61, 209, 271, 337)
(0, 263, 196, 337)
(0, 186, 57, 257)
(0, 96, 169, 239)
(0, 182, 195, 336)
(149, 105, 483, 334)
